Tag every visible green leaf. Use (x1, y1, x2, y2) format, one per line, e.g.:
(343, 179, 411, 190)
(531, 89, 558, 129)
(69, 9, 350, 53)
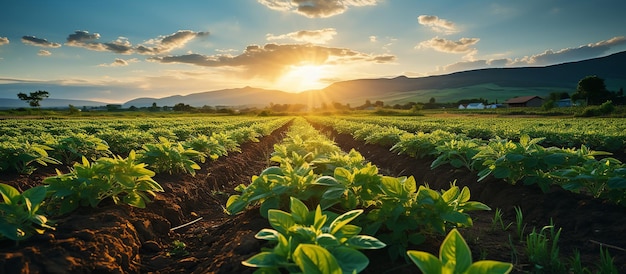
(345, 235, 386, 249)
(608, 177, 626, 189)
(292, 244, 342, 274)
(290, 197, 310, 224)
(242, 251, 286, 268)
(331, 246, 369, 273)
(329, 209, 363, 235)
(225, 195, 246, 215)
(505, 153, 524, 162)
(492, 166, 511, 180)
(267, 209, 294, 236)
(316, 233, 340, 247)
(441, 211, 471, 225)
(21, 185, 47, 206)
(255, 228, 279, 241)
(439, 229, 472, 273)
(407, 250, 442, 274)
(0, 183, 19, 204)
(464, 261, 513, 274)
(260, 196, 280, 219)
(314, 176, 339, 186)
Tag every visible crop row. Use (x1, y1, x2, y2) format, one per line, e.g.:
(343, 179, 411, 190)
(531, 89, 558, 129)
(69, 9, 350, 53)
(226, 118, 499, 273)
(336, 116, 626, 153)
(0, 117, 290, 174)
(308, 116, 626, 206)
(0, 117, 290, 242)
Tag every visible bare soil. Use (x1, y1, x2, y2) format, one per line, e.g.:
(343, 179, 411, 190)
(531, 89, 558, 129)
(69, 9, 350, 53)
(0, 120, 624, 273)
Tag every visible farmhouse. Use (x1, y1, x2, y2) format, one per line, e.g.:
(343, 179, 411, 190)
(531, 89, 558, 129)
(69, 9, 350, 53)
(504, 95, 544, 107)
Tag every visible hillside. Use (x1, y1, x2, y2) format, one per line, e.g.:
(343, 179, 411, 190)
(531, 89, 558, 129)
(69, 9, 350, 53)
(122, 50, 626, 107)
(2, 51, 624, 109)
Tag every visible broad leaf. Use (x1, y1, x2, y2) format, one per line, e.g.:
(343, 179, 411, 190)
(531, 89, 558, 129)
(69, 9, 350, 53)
(329, 209, 363, 235)
(464, 261, 513, 274)
(407, 250, 442, 274)
(439, 229, 472, 273)
(293, 244, 342, 274)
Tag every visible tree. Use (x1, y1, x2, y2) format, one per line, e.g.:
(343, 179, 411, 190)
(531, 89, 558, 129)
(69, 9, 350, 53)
(429, 97, 436, 104)
(17, 90, 49, 108)
(572, 76, 611, 105)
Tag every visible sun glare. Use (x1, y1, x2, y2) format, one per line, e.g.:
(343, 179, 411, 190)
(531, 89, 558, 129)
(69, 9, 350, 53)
(278, 64, 329, 91)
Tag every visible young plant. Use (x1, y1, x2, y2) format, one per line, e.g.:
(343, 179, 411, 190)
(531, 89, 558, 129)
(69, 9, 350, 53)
(596, 247, 618, 274)
(139, 137, 202, 175)
(525, 221, 565, 273)
(366, 181, 491, 260)
(243, 197, 386, 273)
(0, 184, 54, 242)
(0, 140, 61, 174)
(491, 208, 512, 232)
(44, 151, 164, 215)
(407, 228, 513, 274)
(52, 133, 112, 164)
(513, 206, 526, 240)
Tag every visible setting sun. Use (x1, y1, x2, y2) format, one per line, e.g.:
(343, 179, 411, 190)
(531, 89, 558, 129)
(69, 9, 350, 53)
(277, 64, 330, 91)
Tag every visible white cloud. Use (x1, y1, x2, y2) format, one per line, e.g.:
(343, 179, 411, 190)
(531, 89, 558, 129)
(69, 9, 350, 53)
(65, 30, 208, 55)
(148, 43, 395, 80)
(136, 30, 209, 55)
(369, 36, 377, 42)
(418, 15, 458, 34)
(22, 36, 62, 48)
(266, 28, 337, 44)
(0, 37, 9, 46)
(258, 0, 380, 18)
(416, 37, 480, 54)
(37, 50, 52, 56)
(98, 58, 139, 67)
(438, 36, 626, 73)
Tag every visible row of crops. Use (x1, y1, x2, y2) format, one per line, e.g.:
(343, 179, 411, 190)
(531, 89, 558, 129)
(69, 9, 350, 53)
(336, 116, 626, 153)
(0, 116, 290, 174)
(225, 118, 511, 273)
(308, 116, 626, 206)
(0, 116, 291, 242)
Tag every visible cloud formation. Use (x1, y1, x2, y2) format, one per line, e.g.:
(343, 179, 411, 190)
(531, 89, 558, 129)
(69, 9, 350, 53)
(65, 30, 208, 55)
(439, 36, 626, 73)
(136, 30, 209, 55)
(258, 0, 380, 18)
(266, 28, 337, 44)
(99, 58, 139, 67)
(417, 37, 480, 54)
(22, 36, 62, 48)
(0, 37, 9, 46)
(38, 50, 52, 56)
(418, 15, 457, 34)
(510, 36, 626, 65)
(148, 43, 395, 80)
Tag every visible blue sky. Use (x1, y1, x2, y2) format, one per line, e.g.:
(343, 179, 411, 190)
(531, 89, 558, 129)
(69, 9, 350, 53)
(1, 0, 625, 103)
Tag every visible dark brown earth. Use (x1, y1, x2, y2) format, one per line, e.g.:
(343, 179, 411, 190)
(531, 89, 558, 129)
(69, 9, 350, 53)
(1, 119, 625, 273)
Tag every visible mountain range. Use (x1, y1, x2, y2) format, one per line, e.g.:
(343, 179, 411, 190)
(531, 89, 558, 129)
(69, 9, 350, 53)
(2, 51, 625, 109)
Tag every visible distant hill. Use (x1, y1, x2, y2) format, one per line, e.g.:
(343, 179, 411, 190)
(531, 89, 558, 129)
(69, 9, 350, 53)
(2, 51, 624, 109)
(122, 50, 626, 107)
(309, 50, 626, 105)
(0, 98, 110, 109)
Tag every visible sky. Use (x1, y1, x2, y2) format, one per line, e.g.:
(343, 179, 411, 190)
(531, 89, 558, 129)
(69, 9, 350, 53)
(1, 0, 625, 103)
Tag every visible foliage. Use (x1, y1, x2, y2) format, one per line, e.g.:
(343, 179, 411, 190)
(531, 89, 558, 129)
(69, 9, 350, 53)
(51, 133, 112, 164)
(576, 100, 616, 117)
(525, 222, 566, 273)
(183, 134, 228, 161)
(0, 184, 54, 242)
(552, 157, 626, 205)
(242, 197, 385, 273)
(44, 151, 163, 215)
(139, 137, 202, 175)
(406, 228, 513, 274)
(17, 90, 49, 108)
(0, 139, 61, 174)
(573, 75, 611, 105)
(366, 182, 490, 260)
